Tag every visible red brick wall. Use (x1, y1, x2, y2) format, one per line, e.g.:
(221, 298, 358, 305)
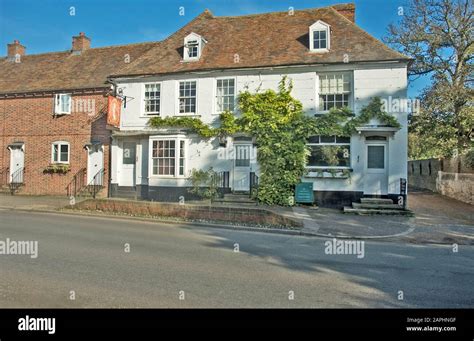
(0, 92, 111, 196)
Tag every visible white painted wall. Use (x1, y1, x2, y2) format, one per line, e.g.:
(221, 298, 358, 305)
(112, 62, 408, 194)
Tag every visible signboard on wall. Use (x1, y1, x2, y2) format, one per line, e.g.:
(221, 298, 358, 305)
(107, 96, 122, 128)
(295, 182, 314, 204)
(399, 178, 407, 209)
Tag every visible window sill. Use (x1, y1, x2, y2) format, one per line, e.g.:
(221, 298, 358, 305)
(309, 49, 329, 53)
(314, 111, 354, 117)
(182, 58, 200, 63)
(305, 168, 352, 179)
(149, 175, 187, 179)
(177, 114, 200, 117)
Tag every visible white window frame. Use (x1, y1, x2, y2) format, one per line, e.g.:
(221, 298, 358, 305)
(177, 80, 198, 115)
(142, 82, 161, 116)
(149, 136, 187, 178)
(306, 135, 351, 170)
(183, 33, 204, 62)
(54, 93, 72, 115)
(309, 20, 330, 53)
(317, 72, 353, 112)
(215, 77, 236, 114)
(51, 141, 70, 164)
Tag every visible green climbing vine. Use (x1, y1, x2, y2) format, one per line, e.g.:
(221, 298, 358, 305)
(148, 77, 400, 206)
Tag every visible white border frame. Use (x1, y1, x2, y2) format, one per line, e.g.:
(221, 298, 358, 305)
(141, 82, 162, 117)
(176, 79, 199, 115)
(51, 140, 70, 164)
(315, 71, 354, 114)
(54, 93, 72, 115)
(183, 32, 203, 62)
(306, 135, 351, 170)
(148, 135, 187, 179)
(213, 76, 237, 115)
(309, 20, 330, 53)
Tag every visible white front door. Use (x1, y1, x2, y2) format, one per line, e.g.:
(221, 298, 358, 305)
(120, 141, 136, 187)
(364, 143, 388, 195)
(9, 146, 24, 183)
(233, 143, 251, 192)
(87, 146, 104, 184)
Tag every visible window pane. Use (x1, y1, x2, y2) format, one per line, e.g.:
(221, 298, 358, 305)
(151, 139, 181, 176)
(123, 142, 136, 165)
(235, 145, 250, 167)
(308, 145, 350, 167)
(319, 74, 351, 96)
(60, 144, 69, 162)
(144, 83, 160, 114)
(308, 136, 320, 144)
(179, 81, 197, 114)
(216, 78, 235, 112)
(320, 135, 335, 143)
(61, 95, 70, 113)
(53, 145, 58, 162)
(367, 146, 385, 169)
(336, 136, 351, 143)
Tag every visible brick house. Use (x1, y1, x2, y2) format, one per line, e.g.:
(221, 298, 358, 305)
(0, 34, 157, 196)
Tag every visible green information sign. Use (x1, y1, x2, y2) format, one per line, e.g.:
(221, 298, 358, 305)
(295, 182, 314, 204)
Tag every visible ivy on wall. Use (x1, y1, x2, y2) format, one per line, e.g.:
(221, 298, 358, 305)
(148, 77, 401, 206)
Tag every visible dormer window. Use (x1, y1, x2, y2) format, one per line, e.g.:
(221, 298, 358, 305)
(309, 21, 330, 52)
(183, 33, 206, 61)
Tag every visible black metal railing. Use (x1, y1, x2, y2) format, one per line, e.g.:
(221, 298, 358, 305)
(250, 172, 259, 201)
(213, 171, 230, 188)
(9, 167, 24, 195)
(84, 168, 104, 199)
(66, 168, 87, 197)
(0, 167, 9, 187)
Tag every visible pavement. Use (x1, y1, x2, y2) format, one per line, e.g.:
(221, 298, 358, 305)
(0, 190, 472, 245)
(0, 209, 473, 308)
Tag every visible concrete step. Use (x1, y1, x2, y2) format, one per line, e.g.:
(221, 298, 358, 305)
(360, 198, 394, 205)
(353, 202, 404, 210)
(343, 206, 413, 216)
(112, 186, 137, 199)
(214, 193, 255, 204)
(76, 185, 105, 196)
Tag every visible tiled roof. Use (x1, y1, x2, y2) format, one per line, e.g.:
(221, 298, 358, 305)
(111, 4, 410, 78)
(0, 3, 409, 94)
(0, 42, 158, 94)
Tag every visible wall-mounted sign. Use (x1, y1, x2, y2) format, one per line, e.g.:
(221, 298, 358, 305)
(295, 182, 314, 204)
(399, 178, 407, 209)
(107, 96, 122, 128)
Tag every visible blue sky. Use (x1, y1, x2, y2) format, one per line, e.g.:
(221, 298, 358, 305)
(0, 0, 429, 96)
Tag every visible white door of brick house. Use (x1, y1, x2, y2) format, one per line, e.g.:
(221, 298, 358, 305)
(364, 141, 388, 195)
(9, 145, 24, 183)
(87, 145, 104, 184)
(120, 141, 136, 187)
(233, 143, 252, 192)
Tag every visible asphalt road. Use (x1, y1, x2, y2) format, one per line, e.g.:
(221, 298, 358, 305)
(0, 208, 473, 308)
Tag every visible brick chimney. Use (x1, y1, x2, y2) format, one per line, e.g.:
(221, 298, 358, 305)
(332, 3, 356, 23)
(7, 40, 26, 59)
(72, 32, 90, 52)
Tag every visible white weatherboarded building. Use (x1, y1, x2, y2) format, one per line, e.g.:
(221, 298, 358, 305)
(108, 4, 411, 207)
